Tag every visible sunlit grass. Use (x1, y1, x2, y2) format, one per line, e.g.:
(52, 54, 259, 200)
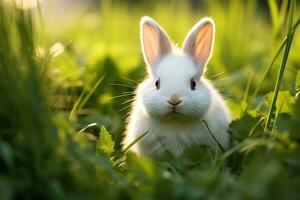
(1, 0, 300, 199)
(265, 0, 298, 132)
(4, 0, 43, 9)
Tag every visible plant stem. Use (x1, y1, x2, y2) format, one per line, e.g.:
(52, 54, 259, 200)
(248, 18, 300, 110)
(202, 120, 225, 153)
(264, 0, 296, 132)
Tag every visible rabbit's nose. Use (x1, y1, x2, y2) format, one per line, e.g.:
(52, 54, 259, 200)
(167, 94, 182, 106)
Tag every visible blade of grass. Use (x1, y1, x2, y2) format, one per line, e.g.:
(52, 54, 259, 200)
(268, 0, 280, 34)
(271, 101, 284, 136)
(69, 74, 105, 121)
(78, 75, 105, 110)
(242, 71, 254, 115)
(264, 0, 296, 132)
(122, 131, 149, 153)
(248, 18, 300, 110)
(78, 123, 99, 133)
(249, 117, 265, 137)
(69, 86, 88, 120)
(216, 138, 274, 170)
(202, 120, 225, 153)
(279, 0, 289, 28)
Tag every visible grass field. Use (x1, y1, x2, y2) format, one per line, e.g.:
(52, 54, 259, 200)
(1, 0, 300, 199)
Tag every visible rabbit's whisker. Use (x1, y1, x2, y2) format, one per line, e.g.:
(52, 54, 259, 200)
(206, 71, 225, 80)
(122, 99, 135, 105)
(119, 104, 132, 112)
(121, 77, 138, 86)
(110, 83, 135, 88)
(122, 112, 131, 119)
(123, 91, 134, 94)
(111, 93, 134, 99)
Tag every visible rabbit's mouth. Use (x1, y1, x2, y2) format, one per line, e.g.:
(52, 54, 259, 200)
(167, 103, 182, 114)
(161, 111, 195, 123)
(167, 107, 182, 116)
(168, 105, 181, 114)
(171, 107, 178, 113)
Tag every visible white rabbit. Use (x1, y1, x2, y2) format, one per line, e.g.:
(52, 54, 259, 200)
(123, 16, 231, 159)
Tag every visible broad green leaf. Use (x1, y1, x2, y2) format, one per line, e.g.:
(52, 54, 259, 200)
(96, 126, 115, 156)
(122, 131, 148, 153)
(230, 113, 264, 142)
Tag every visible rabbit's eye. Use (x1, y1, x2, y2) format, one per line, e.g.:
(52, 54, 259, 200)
(155, 78, 160, 90)
(191, 78, 196, 90)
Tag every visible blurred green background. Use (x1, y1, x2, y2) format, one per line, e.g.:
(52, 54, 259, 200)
(1, 0, 300, 199)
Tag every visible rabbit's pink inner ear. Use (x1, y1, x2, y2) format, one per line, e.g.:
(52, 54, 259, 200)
(194, 23, 213, 64)
(142, 23, 160, 66)
(158, 28, 172, 56)
(183, 21, 214, 67)
(142, 22, 172, 67)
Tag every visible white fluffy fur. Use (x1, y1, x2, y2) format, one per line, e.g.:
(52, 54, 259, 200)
(123, 16, 231, 159)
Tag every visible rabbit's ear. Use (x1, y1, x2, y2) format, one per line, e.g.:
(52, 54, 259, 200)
(182, 18, 215, 69)
(140, 16, 172, 71)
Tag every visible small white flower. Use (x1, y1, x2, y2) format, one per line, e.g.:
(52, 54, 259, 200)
(49, 42, 65, 58)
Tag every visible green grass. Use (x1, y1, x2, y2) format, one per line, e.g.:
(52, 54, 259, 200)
(265, 0, 297, 132)
(1, 0, 300, 199)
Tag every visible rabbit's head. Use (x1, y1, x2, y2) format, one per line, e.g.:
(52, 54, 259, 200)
(139, 16, 215, 120)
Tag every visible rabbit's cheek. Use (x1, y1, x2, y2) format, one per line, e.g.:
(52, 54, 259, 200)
(143, 95, 169, 117)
